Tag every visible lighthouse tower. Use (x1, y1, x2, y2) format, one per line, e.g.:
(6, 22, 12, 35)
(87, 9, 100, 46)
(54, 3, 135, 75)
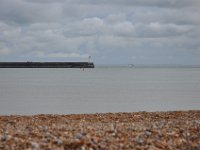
(88, 56, 91, 63)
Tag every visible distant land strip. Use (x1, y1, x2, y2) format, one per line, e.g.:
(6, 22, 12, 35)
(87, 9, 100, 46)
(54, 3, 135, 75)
(0, 62, 95, 68)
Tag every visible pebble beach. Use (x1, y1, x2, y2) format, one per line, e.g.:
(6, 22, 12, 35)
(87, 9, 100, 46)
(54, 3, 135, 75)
(0, 110, 200, 150)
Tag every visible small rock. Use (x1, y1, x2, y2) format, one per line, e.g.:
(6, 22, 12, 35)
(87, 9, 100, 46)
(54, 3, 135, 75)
(81, 146, 85, 150)
(145, 130, 152, 136)
(1, 135, 11, 141)
(31, 142, 40, 149)
(112, 132, 117, 137)
(76, 133, 85, 139)
(8, 120, 16, 125)
(45, 132, 51, 137)
(57, 139, 63, 145)
(135, 136, 144, 145)
(43, 126, 48, 132)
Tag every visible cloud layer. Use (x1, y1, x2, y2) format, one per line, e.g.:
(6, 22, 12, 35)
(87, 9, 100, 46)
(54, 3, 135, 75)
(0, 0, 200, 65)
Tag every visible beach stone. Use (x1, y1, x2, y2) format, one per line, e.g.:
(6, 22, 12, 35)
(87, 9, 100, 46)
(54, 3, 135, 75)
(1, 135, 11, 141)
(81, 146, 85, 150)
(145, 130, 152, 136)
(135, 136, 144, 145)
(31, 142, 40, 149)
(57, 139, 63, 145)
(76, 133, 85, 139)
(43, 126, 48, 132)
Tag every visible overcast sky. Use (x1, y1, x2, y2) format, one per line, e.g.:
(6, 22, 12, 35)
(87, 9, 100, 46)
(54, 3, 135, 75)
(0, 0, 200, 65)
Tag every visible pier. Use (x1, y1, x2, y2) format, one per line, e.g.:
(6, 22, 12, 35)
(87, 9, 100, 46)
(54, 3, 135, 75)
(0, 62, 95, 68)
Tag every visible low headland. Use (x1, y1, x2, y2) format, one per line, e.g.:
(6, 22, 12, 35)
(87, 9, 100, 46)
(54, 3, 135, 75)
(0, 110, 200, 149)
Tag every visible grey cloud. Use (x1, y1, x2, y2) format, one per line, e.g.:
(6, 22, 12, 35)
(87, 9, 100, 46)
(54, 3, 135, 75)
(35, 52, 89, 59)
(72, 0, 200, 8)
(134, 23, 194, 38)
(25, 0, 65, 4)
(0, 0, 200, 65)
(0, 0, 62, 24)
(1, 0, 199, 25)
(62, 17, 193, 38)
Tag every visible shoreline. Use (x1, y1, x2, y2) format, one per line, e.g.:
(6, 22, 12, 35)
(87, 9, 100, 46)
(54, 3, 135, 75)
(0, 110, 200, 149)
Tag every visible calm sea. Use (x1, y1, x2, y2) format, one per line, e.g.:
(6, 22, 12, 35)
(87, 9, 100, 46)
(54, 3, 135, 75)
(0, 67, 200, 115)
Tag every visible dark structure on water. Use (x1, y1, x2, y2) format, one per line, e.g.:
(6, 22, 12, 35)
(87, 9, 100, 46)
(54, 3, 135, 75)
(0, 62, 95, 68)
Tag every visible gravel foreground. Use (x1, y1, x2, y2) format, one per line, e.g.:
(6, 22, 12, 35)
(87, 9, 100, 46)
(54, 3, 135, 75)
(0, 111, 200, 150)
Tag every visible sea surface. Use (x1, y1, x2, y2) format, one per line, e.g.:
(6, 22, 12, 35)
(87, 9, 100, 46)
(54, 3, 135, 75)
(0, 67, 200, 115)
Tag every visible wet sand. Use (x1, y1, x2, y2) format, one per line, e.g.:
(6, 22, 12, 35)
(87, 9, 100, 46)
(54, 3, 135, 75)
(0, 110, 200, 150)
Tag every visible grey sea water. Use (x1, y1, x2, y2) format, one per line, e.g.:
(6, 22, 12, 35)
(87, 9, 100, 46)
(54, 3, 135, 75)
(0, 67, 200, 115)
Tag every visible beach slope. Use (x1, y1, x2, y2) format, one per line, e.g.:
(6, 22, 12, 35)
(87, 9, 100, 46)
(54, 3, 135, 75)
(0, 110, 200, 149)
